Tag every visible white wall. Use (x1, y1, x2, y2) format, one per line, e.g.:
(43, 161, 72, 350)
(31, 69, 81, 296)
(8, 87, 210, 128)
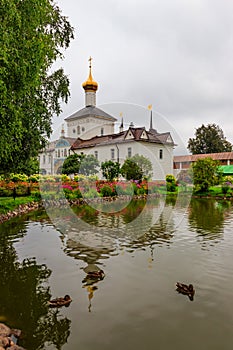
(72, 140, 174, 180)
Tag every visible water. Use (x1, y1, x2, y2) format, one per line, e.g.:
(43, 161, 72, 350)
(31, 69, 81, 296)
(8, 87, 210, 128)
(1, 197, 233, 350)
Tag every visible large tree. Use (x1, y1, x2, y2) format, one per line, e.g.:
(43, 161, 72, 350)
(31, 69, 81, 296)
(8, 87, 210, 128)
(0, 0, 74, 174)
(191, 157, 223, 192)
(187, 124, 232, 155)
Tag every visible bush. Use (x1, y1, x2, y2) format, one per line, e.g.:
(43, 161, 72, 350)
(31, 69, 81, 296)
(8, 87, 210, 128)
(10, 173, 28, 182)
(166, 174, 177, 193)
(100, 185, 116, 197)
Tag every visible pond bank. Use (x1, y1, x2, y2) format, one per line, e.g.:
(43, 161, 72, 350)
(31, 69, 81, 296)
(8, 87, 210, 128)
(0, 201, 42, 224)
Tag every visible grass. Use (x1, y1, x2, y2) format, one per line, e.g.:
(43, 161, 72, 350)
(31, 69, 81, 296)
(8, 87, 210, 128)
(0, 196, 39, 214)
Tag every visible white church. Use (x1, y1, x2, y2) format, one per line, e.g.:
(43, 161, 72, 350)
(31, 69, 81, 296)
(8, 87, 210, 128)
(39, 58, 176, 180)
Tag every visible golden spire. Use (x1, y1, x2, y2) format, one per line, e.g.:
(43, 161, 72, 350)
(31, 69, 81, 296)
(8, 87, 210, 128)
(82, 56, 98, 92)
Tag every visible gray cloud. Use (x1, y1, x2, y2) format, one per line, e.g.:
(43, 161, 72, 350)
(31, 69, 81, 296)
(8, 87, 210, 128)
(53, 0, 233, 152)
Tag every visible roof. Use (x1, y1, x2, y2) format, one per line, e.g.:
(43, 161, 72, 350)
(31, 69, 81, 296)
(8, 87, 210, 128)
(42, 137, 76, 152)
(174, 152, 233, 163)
(71, 127, 175, 150)
(65, 106, 117, 122)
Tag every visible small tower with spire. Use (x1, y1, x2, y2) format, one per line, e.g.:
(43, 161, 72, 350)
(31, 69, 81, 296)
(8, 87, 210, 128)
(60, 124, 65, 138)
(119, 113, 124, 132)
(82, 56, 98, 107)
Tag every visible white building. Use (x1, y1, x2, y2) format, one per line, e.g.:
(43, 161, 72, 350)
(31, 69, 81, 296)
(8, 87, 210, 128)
(39, 58, 176, 180)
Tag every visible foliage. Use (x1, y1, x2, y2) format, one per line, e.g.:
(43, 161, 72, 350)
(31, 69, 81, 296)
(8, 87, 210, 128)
(62, 154, 99, 176)
(79, 154, 99, 176)
(10, 173, 28, 182)
(62, 154, 82, 175)
(129, 154, 153, 180)
(188, 124, 232, 154)
(0, 0, 74, 174)
(121, 158, 143, 181)
(99, 184, 116, 197)
(192, 157, 223, 192)
(101, 161, 121, 181)
(166, 174, 177, 192)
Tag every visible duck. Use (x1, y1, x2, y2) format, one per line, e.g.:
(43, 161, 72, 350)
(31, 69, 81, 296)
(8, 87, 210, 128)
(176, 282, 195, 300)
(48, 295, 72, 308)
(86, 270, 105, 280)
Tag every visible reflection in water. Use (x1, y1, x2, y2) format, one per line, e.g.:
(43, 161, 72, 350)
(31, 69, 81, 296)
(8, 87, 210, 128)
(62, 199, 175, 269)
(188, 199, 225, 246)
(0, 218, 71, 350)
(0, 198, 233, 349)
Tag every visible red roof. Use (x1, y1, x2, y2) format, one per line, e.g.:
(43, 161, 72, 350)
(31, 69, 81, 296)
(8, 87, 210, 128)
(174, 152, 233, 163)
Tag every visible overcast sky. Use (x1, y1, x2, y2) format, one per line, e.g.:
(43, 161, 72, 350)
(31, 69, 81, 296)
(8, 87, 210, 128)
(53, 0, 233, 154)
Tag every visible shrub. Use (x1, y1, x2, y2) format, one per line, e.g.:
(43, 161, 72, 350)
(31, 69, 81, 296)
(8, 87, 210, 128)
(166, 174, 177, 193)
(100, 185, 116, 197)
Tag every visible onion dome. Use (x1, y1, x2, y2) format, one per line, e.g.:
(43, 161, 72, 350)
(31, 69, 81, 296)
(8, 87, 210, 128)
(82, 56, 98, 92)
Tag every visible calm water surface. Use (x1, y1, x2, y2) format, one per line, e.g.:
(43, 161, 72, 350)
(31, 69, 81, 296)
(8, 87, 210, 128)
(1, 197, 233, 350)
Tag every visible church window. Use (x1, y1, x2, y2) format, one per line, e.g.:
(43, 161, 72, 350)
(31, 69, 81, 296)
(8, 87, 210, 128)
(159, 149, 163, 159)
(77, 126, 80, 134)
(61, 150, 63, 157)
(111, 148, 115, 160)
(94, 151, 98, 159)
(101, 127, 104, 136)
(64, 149, 67, 157)
(128, 147, 132, 157)
(58, 149, 60, 158)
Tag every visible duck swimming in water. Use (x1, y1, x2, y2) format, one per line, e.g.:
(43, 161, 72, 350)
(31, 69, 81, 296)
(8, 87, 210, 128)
(176, 282, 195, 301)
(48, 295, 72, 308)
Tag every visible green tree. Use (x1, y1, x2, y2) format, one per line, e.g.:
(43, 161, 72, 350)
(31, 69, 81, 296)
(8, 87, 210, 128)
(62, 154, 99, 176)
(130, 154, 153, 179)
(121, 158, 143, 181)
(191, 157, 223, 192)
(0, 0, 74, 175)
(79, 154, 99, 176)
(101, 160, 120, 181)
(62, 154, 82, 175)
(188, 124, 232, 154)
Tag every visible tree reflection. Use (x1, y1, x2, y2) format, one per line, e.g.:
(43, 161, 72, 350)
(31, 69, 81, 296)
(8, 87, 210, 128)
(188, 198, 224, 240)
(0, 220, 71, 350)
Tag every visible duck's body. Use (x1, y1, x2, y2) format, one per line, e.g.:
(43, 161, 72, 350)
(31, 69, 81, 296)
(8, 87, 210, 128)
(87, 270, 105, 280)
(176, 282, 195, 300)
(48, 295, 72, 308)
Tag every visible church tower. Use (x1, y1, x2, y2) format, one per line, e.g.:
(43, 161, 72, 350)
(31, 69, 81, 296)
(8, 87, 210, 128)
(65, 57, 117, 139)
(82, 56, 98, 107)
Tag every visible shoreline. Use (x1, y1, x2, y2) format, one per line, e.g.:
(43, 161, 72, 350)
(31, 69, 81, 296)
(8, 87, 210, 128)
(0, 192, 233, 224)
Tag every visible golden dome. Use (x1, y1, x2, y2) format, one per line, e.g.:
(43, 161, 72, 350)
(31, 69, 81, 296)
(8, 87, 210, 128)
(82, 56, 98, 92)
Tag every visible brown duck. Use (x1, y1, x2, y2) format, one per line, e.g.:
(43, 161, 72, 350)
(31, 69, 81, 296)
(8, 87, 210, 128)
(176, 282, 195, 300)
(48, 295, 72, 308)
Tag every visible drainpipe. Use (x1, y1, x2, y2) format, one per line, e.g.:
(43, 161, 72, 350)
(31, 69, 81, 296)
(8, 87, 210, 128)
(116, 144, 119, 163)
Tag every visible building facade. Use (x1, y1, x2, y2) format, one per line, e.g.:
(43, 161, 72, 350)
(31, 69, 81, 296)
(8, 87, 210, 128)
(39, 58, 176, 180)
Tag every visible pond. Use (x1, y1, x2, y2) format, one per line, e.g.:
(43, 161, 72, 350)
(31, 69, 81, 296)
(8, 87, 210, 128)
(1, 196, 233, 350)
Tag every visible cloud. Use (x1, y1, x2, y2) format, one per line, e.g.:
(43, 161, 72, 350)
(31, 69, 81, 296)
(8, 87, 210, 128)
(53, 0, 233, 151)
